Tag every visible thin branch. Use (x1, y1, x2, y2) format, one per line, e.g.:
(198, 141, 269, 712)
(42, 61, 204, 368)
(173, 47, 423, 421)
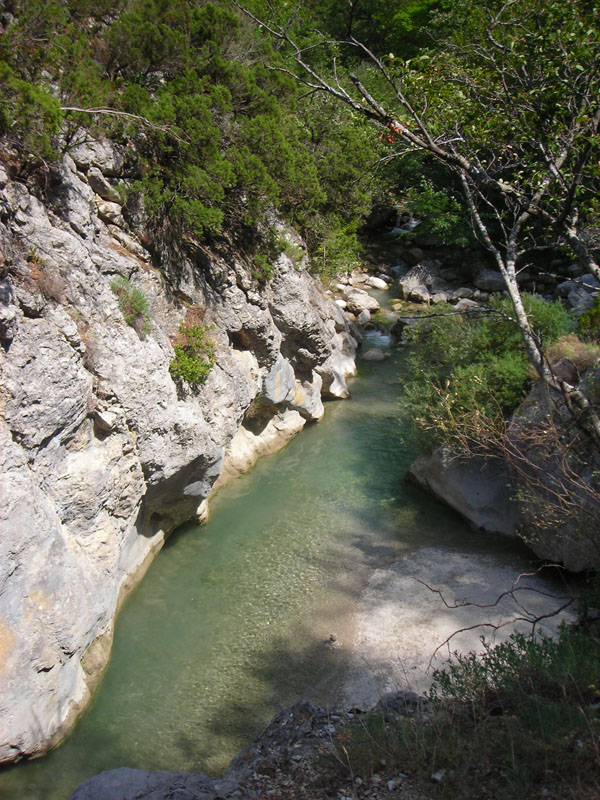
(60, 106, 189, 144)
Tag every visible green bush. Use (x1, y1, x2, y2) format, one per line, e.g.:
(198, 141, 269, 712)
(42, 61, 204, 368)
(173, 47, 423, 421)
(251, 254, 274, 283)
(169, 324, 216, 388)
(579, 294, 600, 342)
(110, 276, 151, 338)
(429, 628, 600, 707)
(402, 294, 574, 445)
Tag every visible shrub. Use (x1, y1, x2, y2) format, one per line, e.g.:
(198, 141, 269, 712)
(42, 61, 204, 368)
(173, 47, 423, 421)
(169, 324, 216, 388)
(402, 294, 574, 446)
(579, 294, 600, 342)
(251, 254, 274, 283)
(110, 276, 151, 338)
(325, 625, 600, 800)
(429, 628, 600, 707)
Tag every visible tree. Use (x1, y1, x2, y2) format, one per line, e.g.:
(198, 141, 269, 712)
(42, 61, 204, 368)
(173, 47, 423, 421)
(233, 0, 600, 440)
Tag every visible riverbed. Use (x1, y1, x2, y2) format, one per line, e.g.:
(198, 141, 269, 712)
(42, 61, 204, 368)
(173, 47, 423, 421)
(0, 304, 574, 800)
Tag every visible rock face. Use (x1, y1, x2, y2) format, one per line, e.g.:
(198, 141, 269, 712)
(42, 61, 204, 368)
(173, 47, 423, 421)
(407, 448, 521, 536)
(0, 143, 357, 763)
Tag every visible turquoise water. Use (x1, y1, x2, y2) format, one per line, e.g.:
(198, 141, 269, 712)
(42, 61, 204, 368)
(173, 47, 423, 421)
(0, 324, 540, 800)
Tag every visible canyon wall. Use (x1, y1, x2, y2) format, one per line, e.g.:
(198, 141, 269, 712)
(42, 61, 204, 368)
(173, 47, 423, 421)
(0, 139, 358, 763)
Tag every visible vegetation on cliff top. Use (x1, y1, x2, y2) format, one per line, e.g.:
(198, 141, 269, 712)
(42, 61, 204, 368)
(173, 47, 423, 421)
(0, 0, 381, 274)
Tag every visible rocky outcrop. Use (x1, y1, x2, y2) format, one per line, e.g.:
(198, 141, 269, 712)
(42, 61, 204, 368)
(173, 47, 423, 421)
(0, 142, 357, 763)
(407, 447, 520, 536)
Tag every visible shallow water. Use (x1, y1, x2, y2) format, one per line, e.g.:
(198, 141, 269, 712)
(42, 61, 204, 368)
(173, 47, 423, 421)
(0, 303, 557, 799)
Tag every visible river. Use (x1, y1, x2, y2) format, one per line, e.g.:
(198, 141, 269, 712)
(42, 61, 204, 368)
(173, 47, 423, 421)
(0, 291, 573, 800)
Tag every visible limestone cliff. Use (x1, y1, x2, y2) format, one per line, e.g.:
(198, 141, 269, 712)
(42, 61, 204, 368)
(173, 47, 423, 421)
(0, 139, 358, 763)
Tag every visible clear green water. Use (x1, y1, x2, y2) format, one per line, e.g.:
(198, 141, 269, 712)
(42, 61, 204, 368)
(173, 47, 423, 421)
(0, 331, 539, 800)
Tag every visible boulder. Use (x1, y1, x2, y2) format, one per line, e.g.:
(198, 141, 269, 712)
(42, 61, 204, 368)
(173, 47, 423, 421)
(408, 285, 431, 303)
(402, 247, 426, 266)
(454, 298, 482, 312)
(71, 768, 217, 800)
(407, 368, 600, 571)
(407, 448, 520, 536)
(340, 286, 380, 315)
(262, 354, 297, 405)
(581, 273, 600, 290)
(86, 167, 122, 203)
(398, 260, 443, 299)
(567, 285, 595, 315)
(366, 276, 388, 290)
(362, 348, 387, 361)
(69, 139, 125, 177)
(289, 371, 325, 421)
(96, 200, 124, 227)
(451, 286, 475, 300)
(474, 269, 505, 293)
(317, 332, 357, 399)
(356, 309, 371, 325)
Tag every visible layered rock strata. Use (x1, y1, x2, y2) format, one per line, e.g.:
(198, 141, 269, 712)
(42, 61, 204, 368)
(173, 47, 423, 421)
(0, 141, 357, 762)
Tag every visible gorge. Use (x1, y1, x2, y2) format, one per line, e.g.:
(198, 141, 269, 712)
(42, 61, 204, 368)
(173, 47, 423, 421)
(1, 1, 599, 796)
(1, 304, 574, 800)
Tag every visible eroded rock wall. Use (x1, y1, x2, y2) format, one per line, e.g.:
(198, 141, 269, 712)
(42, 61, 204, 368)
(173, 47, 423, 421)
(0, 141, 357, 762)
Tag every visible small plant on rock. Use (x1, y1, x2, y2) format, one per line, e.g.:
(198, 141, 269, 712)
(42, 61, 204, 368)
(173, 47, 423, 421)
(110, 276, 151, 338)
(169, 323, 216, 388)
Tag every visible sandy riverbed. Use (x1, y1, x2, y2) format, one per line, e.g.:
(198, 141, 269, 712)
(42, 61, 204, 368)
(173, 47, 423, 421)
(341, 546, 577, 705)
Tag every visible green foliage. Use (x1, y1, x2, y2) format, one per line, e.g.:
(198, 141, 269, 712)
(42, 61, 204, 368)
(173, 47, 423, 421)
(402, 295, 574, 445)
(579, 295, 600, 343)
(0, 63, 62, 160)
(309, 218, 363, 277)
(110, 276, 151, 338)
(169, 324, 216, 388)
(251, 254, 274, 283)
(0, 0, 380, 258)
(429, 628, 600, 707)
(306, 0, 445, 61)
(405, 177, 472, 247)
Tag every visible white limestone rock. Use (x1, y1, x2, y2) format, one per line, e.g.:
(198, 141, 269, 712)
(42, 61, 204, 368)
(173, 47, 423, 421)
(340, 286, 380, 315)
(0, 141, 358, 763)
(362, 348, 387, 361)
(366, 276, 388, 290)
(407, 448, 520, 536)
(289, 371, 325, 421)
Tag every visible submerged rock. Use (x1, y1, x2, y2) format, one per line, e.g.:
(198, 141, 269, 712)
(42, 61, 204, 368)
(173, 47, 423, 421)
(362, 348, 387, 361)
